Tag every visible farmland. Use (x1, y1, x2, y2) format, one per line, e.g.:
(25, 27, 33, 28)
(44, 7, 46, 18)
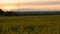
(0, 15, 60, 34)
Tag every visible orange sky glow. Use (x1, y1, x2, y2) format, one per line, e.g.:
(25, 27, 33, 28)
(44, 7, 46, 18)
(0, 0, 60, 11)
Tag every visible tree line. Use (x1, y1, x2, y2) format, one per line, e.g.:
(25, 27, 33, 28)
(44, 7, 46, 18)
(0, 9, 20, 16)
(0, 9, 60, 16)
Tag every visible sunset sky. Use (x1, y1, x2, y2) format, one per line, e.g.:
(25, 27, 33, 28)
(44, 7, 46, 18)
(0, 0, 60, 11)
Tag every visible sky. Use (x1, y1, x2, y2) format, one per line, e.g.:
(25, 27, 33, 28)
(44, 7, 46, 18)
(0, 0, 60, 11)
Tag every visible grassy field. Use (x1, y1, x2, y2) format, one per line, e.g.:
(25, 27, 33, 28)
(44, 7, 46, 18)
(0, 15, 60, 34)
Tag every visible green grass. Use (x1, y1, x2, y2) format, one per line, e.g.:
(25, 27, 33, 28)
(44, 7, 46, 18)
(0, 15, 60, 34)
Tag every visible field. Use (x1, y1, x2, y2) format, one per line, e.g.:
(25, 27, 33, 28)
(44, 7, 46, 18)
(0, 15, 60, 34)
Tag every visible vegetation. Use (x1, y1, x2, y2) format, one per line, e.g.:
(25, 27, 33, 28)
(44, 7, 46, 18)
(0, 9, 60, 34)
(24, 25, 36, 34)
(0, 26, 3, 34)
(9, 26, 20, 32)
(0, 16, 59, 34)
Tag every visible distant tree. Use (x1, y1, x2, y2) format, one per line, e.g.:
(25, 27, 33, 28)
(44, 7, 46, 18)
(0, 9, 5, 16)
(5, 11, 19, 16)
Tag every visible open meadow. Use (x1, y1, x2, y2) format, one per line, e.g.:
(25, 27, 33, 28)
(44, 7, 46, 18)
(0, 15, 60, 34)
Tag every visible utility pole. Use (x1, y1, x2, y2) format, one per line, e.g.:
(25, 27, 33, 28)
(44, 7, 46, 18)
(18, 0, 19, 11)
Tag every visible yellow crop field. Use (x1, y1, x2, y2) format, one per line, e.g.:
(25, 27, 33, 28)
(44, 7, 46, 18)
(0, 15, 60, 34)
